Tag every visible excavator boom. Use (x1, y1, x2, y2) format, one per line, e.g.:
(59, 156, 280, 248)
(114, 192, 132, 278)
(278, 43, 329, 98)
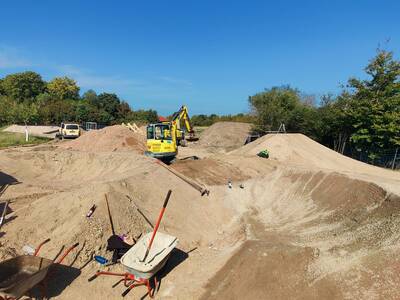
(171, 105, 197, 141)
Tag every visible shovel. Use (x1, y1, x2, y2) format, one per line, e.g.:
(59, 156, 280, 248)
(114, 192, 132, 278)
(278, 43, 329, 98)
(141, 190, 172, 262)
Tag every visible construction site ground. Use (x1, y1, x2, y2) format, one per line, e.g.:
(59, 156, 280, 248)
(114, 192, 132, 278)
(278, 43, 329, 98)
(1, 122, 400, 299)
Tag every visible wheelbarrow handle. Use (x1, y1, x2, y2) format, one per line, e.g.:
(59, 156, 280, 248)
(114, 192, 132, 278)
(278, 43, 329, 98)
(56, 242, 80, 264)
(122, 287, 132, 297)
(34, 238, 51, 256)
(88, 271, 100, 282)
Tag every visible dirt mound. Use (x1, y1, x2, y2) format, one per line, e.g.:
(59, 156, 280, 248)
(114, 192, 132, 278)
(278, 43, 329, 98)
(199, 122, 251, 151)
(171, 158, 251, 185)
(202, 169, 400, 299)
(0, 146, 242, 299)
(59, 125, 146, 153)
(233, 133, 396, 174)
(201, 241, 341, 300)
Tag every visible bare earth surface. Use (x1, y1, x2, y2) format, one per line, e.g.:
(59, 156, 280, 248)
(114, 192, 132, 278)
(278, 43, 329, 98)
(0, 122, 399, 299)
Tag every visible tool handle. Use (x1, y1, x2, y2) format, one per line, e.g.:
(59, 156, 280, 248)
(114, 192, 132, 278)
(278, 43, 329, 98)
(122, 287, 132, 297)
(105, 194, 115, 235)
(56, 242, 79, 264)
(88, 274, 98, 282)
(34, 238, 51, 256)
(163, 190, 172, 208)
(142, 190, 172, 262)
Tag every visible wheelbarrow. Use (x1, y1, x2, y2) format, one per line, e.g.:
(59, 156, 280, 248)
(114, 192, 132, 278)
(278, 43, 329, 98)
(89, 190, 178, 298)
(0, 239, 79, 300)
(89, 232, 178, 297)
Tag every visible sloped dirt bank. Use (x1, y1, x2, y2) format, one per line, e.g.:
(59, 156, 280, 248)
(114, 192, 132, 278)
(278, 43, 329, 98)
(201, 168, 400, 299)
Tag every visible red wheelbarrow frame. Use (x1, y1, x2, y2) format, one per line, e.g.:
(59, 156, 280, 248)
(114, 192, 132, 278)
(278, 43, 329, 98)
(88, 271, 159, 298)
(0, 239, 79, 300)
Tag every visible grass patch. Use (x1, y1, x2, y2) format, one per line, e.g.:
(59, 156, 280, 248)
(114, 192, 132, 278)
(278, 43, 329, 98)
(0, 129, 51, 148)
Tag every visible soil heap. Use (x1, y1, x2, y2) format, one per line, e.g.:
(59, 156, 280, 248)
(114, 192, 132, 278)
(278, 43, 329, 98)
(198, 122, 251, 152)
(59, 125, 146, 153)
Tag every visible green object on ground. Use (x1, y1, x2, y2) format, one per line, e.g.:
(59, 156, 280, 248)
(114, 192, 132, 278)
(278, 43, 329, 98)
(257, 149, 269, 159)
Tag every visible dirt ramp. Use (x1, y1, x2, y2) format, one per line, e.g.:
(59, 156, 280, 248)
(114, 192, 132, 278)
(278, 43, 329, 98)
(221, 168, 400, 298)
(201, 240, 341, 300)
(171, 158, 251, 185)
(199, 122, 251, 152)
(59, 125, 146, 153)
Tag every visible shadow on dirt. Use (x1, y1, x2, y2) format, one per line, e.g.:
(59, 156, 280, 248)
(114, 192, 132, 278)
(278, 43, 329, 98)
(155, 248, 189, 294)
(0, 171, 20, 198)
(30, 264, 81, 299)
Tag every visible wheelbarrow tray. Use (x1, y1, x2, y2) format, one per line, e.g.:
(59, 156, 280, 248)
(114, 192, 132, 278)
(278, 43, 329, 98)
(0, 255, 53, 299)
(121, 232, 178, 279)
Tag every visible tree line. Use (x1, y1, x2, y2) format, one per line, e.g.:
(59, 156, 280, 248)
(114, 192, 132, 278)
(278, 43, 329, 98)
(0, 50, 398, 166)
(0, 72, 158, 126)
(191, 113, 254, 126)
(248, 49, 399, 165)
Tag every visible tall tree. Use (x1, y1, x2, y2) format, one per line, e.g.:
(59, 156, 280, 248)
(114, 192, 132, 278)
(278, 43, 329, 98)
(47, 76, 80, 100)
(95, 93, 121, 120)
(347, 50, 400, 159)
(1, 71, 45, 102)
(249, 85, 308, 133)
(82, 89, 97, 104)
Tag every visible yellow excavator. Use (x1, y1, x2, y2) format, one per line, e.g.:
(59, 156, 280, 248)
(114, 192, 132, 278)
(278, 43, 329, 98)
(145, 105, 197, 161)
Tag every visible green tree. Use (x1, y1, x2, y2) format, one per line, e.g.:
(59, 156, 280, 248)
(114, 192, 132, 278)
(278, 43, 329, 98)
(0, 79, 4, 95)
(47, 77, 80, 100)
(75, 100, 92, 122)
(0, 96, 14, 125)
(346, 50, 400, 159)
(316, 93, 353, 153)
(249, 85, 312, 134)
(83, 89, 97, 104)
(1, 71, 45, 102)
(95, 93, 120, 114)
(117, 101, 132, 121)
(127, 109, 158, 123)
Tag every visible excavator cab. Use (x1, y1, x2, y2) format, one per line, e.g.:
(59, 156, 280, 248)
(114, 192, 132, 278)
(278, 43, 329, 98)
(145, 123, 177, 161)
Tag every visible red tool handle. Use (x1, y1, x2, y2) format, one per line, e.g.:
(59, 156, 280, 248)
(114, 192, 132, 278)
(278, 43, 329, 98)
(34, 238, 51, 256)
(56, 242, 79, 264)
(142, 190, 172, 262)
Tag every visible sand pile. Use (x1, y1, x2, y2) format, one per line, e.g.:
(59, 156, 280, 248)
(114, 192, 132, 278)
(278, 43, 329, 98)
(0, 146, 240, 299)
(199, 122, 251, 151)
(59, 125, 146, 153)
(233, 133, 391, 173)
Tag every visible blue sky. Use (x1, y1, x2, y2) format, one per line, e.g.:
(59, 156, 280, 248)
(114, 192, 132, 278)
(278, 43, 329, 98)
(0, 0, 399, 115)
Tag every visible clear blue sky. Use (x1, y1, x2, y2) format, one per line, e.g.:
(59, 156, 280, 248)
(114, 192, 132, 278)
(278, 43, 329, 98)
(0, 0, 399, 115)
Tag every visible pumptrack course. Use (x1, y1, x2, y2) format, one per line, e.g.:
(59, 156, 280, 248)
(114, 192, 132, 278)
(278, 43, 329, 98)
(0, 122, 399, 299)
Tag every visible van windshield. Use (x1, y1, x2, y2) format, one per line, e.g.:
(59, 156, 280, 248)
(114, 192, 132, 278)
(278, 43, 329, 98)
(66, 125, 79, 130)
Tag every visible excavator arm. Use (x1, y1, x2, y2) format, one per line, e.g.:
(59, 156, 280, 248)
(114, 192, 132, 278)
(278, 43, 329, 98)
(171, 105, 197, 140)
